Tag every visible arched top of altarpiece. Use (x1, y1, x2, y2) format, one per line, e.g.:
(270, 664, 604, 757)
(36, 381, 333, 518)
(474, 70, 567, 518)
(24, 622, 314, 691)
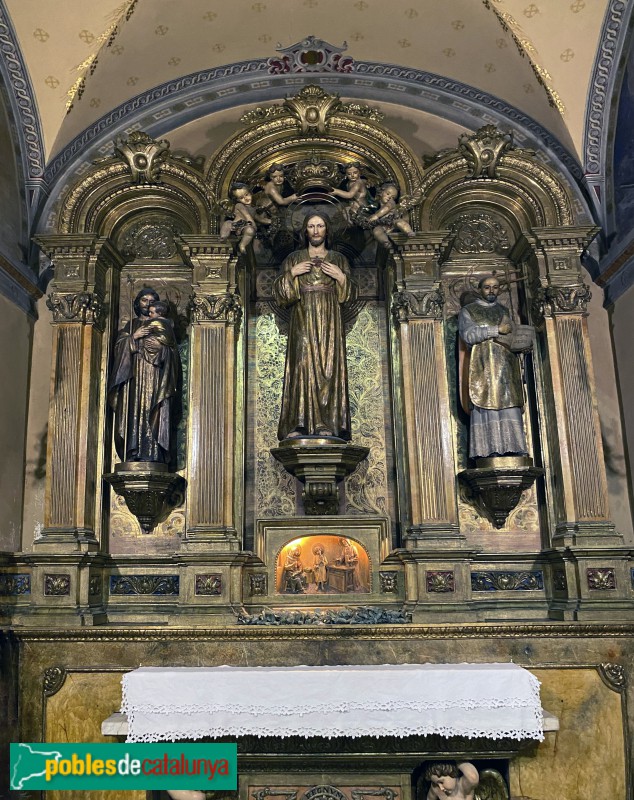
(56, 132, 214, 238)
(205, 85, 425, 233)
(418, 125, 575, 235)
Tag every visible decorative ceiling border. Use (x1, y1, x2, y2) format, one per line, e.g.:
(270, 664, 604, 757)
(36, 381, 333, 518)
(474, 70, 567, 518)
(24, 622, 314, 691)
(0, 0, 45, 181)
(584, 0, 631, 175)
(36, 60, 587, 233)
(581, 0, 634, 302)
(44, 59, 581, 185)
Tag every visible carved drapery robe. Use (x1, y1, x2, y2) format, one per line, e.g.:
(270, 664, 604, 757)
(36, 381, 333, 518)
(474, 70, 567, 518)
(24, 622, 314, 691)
(108, 317, 180, 463)
(274, 248, 356, 441)
(458, 299, 527, 459)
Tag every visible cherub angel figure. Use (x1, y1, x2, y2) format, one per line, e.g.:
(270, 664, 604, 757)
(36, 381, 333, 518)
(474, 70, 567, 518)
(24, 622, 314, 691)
(363, 182, 419, 250)
(263, 163, 299, 207)
(331, 162, 375, 223)
(425, 762, 479, 800)
(218, 182, 271, 254)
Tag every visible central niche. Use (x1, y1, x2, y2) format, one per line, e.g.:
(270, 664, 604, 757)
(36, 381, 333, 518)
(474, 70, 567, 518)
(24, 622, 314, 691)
(204, 87, 425, 550)
(276, 534, 371, 594)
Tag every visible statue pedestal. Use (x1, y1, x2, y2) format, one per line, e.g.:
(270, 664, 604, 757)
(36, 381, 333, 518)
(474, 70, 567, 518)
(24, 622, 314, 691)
(270, 438, 369, 515)
(459, 456, 543, 529)
(104, 462, 183, 533)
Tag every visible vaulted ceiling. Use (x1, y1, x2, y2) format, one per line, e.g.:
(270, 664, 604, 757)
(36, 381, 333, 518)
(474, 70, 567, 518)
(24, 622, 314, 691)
(4, 0, 608, 162)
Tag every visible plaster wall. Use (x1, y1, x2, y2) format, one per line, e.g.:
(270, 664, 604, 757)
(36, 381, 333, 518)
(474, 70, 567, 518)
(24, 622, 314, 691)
(608, 281, 634, 534)
(0, 293, 30, 550)
(584, 273, 633, 539)
(20, 295, 52, 550)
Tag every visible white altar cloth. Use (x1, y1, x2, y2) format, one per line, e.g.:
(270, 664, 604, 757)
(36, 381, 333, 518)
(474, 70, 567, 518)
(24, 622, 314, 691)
(121, 663, 544, 743)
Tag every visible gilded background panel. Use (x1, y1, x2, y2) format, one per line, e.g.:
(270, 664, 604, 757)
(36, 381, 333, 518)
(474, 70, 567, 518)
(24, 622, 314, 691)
(45, 671, 145, 800)
(510, 667, 626, 800)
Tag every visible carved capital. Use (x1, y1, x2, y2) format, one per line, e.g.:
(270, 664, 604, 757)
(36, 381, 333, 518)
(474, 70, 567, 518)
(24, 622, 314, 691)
(46, 291, 104, 326)
(392, 286, 444, 323)
(190, 292, 243, 325)
(114, 131, 169, 183)
(533, 283, 591, 319)
(458, 124, 513, 178)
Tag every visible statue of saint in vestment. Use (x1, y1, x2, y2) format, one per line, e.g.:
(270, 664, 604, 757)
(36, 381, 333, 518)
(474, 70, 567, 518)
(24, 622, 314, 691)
(458, 275, 528, 459)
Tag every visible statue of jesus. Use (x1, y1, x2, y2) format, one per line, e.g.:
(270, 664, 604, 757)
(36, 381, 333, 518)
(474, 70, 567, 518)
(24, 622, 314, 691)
(273, 213, 356, 441)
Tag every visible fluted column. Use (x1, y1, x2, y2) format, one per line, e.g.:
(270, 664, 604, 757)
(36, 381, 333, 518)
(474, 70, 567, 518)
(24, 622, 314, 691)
(390, 232, 461, 548)
(178, 236, 242, 551)
(34, 235, 123, 551)
(515, 227, 620, 546)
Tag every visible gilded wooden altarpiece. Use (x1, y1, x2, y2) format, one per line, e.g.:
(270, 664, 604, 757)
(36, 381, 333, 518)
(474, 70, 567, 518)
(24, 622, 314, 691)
(0, 86, 627, 630)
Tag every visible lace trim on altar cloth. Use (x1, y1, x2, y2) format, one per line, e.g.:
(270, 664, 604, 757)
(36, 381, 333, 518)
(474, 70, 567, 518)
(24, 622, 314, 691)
(123, 723, 544, 743)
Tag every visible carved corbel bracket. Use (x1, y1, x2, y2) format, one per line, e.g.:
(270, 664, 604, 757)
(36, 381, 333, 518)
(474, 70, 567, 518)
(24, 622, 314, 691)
(598, 662, 627, 693)
(270, 440, 369, 515)
(43, 666, 67, 697)
(459, 458, 543, 529)
(104, 463, 184, 533)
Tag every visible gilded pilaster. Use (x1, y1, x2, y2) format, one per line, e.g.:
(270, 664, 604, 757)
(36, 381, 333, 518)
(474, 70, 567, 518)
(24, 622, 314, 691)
(516, 227, 620, 547)
(390, 233, 460, 546)
(34, 235, 123, 551)
(178, 236, 242, 551)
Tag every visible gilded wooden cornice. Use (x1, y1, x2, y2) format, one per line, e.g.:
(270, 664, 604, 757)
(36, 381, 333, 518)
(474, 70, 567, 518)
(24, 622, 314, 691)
(11, 622, 634, 642)
(206, 87, 424, 225)
(57, 134, 213, 235)
(420, 131, 575, 231)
